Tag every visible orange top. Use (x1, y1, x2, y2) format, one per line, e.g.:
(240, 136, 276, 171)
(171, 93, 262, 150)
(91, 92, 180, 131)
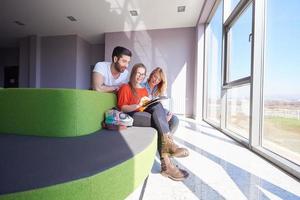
(118, 84, 149, 111)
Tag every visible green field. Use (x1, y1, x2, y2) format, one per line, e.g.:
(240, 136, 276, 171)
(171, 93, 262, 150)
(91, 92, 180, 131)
(264, 116, 300, 133)
(263, 116, 300, 163)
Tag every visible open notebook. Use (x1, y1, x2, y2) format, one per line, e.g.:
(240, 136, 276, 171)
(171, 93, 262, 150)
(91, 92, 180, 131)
(141, 96, 168, 110)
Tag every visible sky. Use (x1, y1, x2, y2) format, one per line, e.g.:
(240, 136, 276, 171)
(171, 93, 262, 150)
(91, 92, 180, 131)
(207, 0, 300, 100)
(264, 0, 300, 99)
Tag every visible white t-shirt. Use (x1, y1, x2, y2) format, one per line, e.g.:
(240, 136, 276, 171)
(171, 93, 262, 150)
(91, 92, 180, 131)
(93, 62, 129, 86)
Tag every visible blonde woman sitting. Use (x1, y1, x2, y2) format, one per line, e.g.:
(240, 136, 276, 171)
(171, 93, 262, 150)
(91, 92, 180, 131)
(117, 63, 189, 181)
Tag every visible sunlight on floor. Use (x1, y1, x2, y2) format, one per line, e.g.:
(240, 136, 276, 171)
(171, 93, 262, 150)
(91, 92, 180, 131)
(126, 118, 300, 200)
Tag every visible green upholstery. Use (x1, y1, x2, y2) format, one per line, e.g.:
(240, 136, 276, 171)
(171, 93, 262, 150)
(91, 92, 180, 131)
(0, 88, 157, 200)
(0, 89, 116, 137)
(0, 132, 157, 200)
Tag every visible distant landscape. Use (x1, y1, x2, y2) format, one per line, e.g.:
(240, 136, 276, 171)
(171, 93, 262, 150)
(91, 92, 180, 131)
(265, 99, 300, 120)
(207, 98, 300, 165)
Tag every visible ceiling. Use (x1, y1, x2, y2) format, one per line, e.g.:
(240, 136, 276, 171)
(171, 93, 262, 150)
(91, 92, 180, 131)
(0, 0, 209, 47)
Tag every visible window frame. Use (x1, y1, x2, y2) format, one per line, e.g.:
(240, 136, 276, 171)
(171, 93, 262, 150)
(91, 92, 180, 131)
(203, 0, 224, 127)
(250, 0, 300, 179)
(203, 0, 300, 179)
(221, 0, 253, 143)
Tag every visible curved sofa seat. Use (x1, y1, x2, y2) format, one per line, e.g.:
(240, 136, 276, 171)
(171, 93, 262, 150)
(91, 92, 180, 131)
(0, 88, 157, 200)
(0, 88, 116, 137)
(0, 127, 157, 200)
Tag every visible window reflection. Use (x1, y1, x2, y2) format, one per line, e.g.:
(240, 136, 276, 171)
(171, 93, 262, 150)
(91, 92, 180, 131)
(226, 85, 250, 139)
(205, 2, 223, 125)
(227, 4, 252, 81)
(263, 0, 300, 165)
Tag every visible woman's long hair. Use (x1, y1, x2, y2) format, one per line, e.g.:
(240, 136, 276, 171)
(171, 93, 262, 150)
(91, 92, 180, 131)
(129, 63, 147, 96)
(148, 67, 167, 96)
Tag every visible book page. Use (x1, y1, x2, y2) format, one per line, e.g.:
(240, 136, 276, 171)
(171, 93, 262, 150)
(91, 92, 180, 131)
(142, 96, 168, 108)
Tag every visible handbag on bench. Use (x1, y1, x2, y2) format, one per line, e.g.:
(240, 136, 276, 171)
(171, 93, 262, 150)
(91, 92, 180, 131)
(103, 108, 134, 130)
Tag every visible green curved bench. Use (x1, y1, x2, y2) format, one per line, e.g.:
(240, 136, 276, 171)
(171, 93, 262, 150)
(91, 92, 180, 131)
(0, 88, 116, 137)
(0, 89, 157, 200)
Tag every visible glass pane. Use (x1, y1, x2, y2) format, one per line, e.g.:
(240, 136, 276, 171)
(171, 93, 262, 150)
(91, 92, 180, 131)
(226, 85, 250, 139)
(262, 0, 300, 165)
(227, 4, 252, 81)
(224, 0, 240, 20)
(205, 2, 222, 125)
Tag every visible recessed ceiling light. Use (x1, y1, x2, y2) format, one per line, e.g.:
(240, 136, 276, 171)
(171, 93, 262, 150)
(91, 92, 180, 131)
(177, 6, 186, 12)
(67, 16, 77, 22)
(14, 21, 25, 26)
(129, 10, 138, 16)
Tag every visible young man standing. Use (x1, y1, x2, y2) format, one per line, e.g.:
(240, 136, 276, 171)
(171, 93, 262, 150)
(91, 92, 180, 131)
(92, 46, 132, 92)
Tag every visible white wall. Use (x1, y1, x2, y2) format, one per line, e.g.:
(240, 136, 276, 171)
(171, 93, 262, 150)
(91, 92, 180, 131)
(76, 37, 91, 89)
(41, 35, 77, 88)
(105, 27, 196, 116)
(194, 24, 205, 121)
(19, 37, 30, 87)
(91, 44, 105, 65)
(17, 35, 101, 89)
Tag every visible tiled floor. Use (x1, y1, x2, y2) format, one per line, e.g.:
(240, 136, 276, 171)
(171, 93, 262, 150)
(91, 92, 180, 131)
(126, 118, 300, 200)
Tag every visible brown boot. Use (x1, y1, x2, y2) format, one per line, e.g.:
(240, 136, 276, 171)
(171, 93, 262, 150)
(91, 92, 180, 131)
(161, 134, 189, 158)
(160, 155, 189, 181)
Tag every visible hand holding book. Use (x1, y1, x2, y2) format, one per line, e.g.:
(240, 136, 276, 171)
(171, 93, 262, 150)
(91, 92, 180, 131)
(141, 96, 168, 109)
(139, 96, 151, 107)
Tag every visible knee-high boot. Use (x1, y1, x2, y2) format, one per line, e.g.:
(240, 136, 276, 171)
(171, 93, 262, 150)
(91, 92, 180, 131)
(161, 134, 189, 158)
(160, 155, 189, 181)
(160, 134, 189, 181)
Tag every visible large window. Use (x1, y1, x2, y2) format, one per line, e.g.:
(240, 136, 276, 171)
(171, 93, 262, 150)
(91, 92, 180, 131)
(226, 5, 252, 82)
(205, 2, 223, 125)
(203, 0, 300, 178)
(224, 0, 240, 21)
(226, 85, 250, 139)
(262, 0, 300, 165)
(224, 2, 252, 140)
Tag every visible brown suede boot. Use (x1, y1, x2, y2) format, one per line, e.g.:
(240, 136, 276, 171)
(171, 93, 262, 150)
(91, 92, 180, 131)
(161, 134, 189, 158)
(160, 155, 189, 181)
